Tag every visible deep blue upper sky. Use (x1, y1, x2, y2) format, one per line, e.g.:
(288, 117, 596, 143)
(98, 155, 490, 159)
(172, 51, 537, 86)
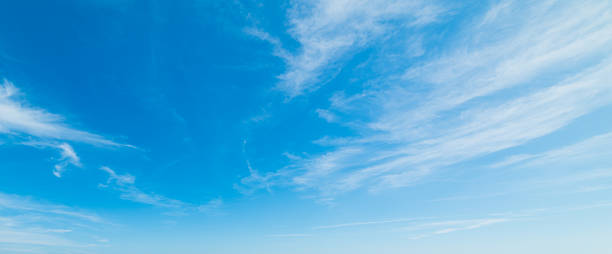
(1, 0, 612, 253)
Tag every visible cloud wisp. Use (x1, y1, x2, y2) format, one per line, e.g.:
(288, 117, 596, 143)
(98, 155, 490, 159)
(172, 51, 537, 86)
(0, 192, 106, 248)
(302, 201, 612, 240)
(406, 218, 510, 240)
(0, 80, 124, 147)
(314, 217, 431, 230)
(239, 0, 612, 199)
(249, 0, 446, 98)
(18, 141, 83, 178)
(492, 131, 612, 169)
(1, 80, 133, 177)
(98, 166, 222, 215)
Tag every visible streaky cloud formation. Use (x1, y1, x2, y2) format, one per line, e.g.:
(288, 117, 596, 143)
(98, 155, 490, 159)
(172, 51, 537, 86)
(239, 0, 612, 199)
(406, 218, 510, 240)
(99, 166, 222, 214)
(314, 217, 430, 230)
(19, 141, 83, 178)
(0, 80, 124, 147)
(1, 0, 612, 253)
(0, 192, 106, 249)
(492, 131, 612, 169)
(255, 0, 447, 98)
(53, 143, 81, 178)
(1, 80, 133, 177)
(0, 192, 102, 223)
(270, 201, 612, 241)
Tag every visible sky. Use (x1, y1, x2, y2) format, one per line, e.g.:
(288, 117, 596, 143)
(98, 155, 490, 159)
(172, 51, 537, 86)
(0, 0, 611, 253)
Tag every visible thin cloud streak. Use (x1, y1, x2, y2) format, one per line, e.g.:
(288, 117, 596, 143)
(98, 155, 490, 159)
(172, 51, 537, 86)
(407, 201, 612, 240)
(0, 192, 106, 248)
(0, 79, 126, 147)
(0, 192, 102, 223)
(251, 0, 446, 98)
(407, 218, 510, 240)
(1, 80, 134, 177)
(265, 234, 311, 238)
(314, 217, 430, 230)
(53, 143, 81, 178)
(492, 131, 612, 169)
(99, 166, 186, 209)
(99, 166, 223, 214)
(19, 141, 83, 177)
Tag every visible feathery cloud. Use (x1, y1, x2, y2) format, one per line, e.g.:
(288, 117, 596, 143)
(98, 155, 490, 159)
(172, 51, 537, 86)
(20, 141, 83, 178)
(0, 79, 124, 147)
(240, 0, 612, 198)
(0, 192, 105, 248)
(99, 166, 222, 214)
(492, 131, 612, 169)
(314, 217, 429, 230)
(1, 79, 133, 176)
(250, 0, 446, 98)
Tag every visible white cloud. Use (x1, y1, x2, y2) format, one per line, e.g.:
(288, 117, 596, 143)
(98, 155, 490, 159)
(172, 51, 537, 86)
(0, 192, 102, 223)
(198, 198, 223, 213)
(240, 0, 612, 198)
(0, 192, 105, 248)
(0, 229, 77, 247)
(370, 1, 612, 142)
(100, 166, 135, 185)
(98, 166, 222, 214)
(286, 59, 612, 194)
(1, 79, 133, 177)
(408, 202, 612, 240)
(252, 0, 446, 98)
(315, 108, 336, 122)
(265, 233, 311, 238)
(0, 79, 124, 147)
(406, 218, 510, 240)
(432, 132, 612, 201)
(493, 131, 612, 169)
(98, 166, 184, 209)
(294, 202, 612, 240)
(431, 218, 508, 235)
(234, 159, 288, 195)
(314, 217, 428, 230)
(53, 143, 81, 178)
(20, 141, 83, 178)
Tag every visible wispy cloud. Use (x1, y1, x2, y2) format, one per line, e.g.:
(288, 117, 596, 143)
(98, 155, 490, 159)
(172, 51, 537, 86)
(0, 80, 124, 147)
(1, 80, 132, 176)
(265, 233, 311, 238)
(99, 166, 135, 186)
(431, 218, 508, 235)
(250, 0, 446, 98)
(406, 218, 510, 240)
(240, 0, 612, 199)
(0, 192, 102, 223)
(0, 192, 106, 248)
(314, 217, 430, 230)
(287, 201, 612, 240)
(492, 131, 612, 169)
(234, 140, 292, 195)
(234, 160, 276, 195)
(315, 108, 336, 123)
(99, 166, 222, 214)
(53, 143, 81, 178)
(433, 132, 612, 201)
(98, 166, 185, 209)
(19, 141, 83, 178)
(198, 198, 223, 213)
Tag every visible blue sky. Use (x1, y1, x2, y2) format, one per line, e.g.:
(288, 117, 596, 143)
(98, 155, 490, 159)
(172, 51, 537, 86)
(1, 0, 612, 253)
